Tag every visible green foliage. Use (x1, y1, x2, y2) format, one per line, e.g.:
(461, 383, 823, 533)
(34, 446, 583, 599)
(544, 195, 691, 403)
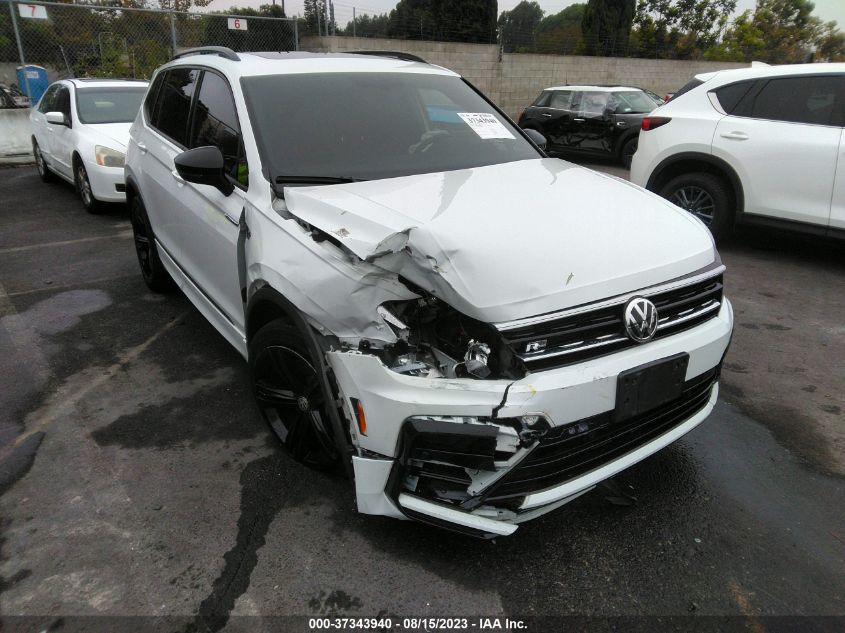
(339, 13, 390, 38)
(632, 0, 736, 58)
(706, 0, 844, 63)
(498, 1, 544, 52)
(582, 0, 635, 56)
(200, 4, 295, 51)
(384, 0, 496, 43)
(536, 4, 586, 55)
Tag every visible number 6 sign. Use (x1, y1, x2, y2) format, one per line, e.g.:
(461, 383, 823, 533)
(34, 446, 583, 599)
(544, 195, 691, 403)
(227, 17, 248, 31)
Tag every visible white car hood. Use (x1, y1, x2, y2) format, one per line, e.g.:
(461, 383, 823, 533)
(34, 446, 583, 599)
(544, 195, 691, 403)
(284, 158, 716, 323)
(86, 122, 132, 153)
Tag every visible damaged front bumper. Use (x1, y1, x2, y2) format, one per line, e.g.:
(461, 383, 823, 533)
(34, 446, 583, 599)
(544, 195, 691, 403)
(328, 300, 733, 537)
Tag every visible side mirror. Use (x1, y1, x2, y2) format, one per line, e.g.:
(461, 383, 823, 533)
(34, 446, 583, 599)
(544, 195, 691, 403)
(174, 146, 234, 196)
(46, 111, 69, 126)
(523, 128, 547, 151)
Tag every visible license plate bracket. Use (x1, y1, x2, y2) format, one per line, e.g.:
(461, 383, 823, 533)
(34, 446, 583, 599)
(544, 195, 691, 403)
(614, 353, 690, 422)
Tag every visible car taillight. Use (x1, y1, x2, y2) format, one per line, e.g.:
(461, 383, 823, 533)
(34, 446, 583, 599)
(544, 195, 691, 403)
(641, 116, 671, 131)
(517, 108, 525, 121)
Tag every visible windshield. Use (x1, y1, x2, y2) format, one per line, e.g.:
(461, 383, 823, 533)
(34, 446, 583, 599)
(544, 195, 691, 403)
(75, 87, 147, 124)
(241, 72, 540, 182)
(611, 90, 658, 114)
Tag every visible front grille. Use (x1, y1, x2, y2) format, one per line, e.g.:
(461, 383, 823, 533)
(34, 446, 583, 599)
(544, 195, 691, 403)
(484, 368, 718, 501)
(498, 272, 723, 371)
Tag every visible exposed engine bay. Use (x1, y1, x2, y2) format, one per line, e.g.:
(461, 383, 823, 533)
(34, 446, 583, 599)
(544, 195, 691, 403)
(364, 294, 527, 381)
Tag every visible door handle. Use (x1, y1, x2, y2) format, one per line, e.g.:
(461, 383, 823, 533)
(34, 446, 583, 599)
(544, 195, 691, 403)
(136, 141, 147, 154)
(541, 113, 553, 117)
(616, 121, 628, 128)
(171, 170, 185, 185)
(573, 118, 586, 123)
(720, 131, 749, 141)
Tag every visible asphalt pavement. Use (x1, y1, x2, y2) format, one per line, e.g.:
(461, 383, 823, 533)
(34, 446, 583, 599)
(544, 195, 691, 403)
(0, 164, 843, 631)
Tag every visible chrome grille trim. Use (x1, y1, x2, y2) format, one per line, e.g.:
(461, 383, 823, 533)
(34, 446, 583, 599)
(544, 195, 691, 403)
(495, 264, 725, 332)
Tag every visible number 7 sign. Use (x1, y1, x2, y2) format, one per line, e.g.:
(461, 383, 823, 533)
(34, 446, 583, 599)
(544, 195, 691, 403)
(18, 4, 49, 19)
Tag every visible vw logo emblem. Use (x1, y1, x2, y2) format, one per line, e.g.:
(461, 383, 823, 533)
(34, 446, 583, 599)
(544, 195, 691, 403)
(624, 297, 659, 343)
(297, 396, 310, 412)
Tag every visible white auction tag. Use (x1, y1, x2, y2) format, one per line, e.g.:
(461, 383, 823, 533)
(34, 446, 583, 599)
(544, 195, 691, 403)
(227, 17, 247, 30)
(457, 112, 515, 140)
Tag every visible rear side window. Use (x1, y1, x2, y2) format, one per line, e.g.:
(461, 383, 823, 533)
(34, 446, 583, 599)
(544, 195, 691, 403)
(190, 71, 248, 188)
(713, 80, 756, 114)
(151, 67, 199, 147)
(748, 76, 841, 126)
(549, 90, 573, 109)
(532, 91, 552, 107)
(670, 78, 703, 102)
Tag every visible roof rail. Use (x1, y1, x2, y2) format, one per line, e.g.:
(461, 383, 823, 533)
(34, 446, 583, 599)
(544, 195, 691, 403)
(352, 50, 427, 64)
(171, 46, 240, 62)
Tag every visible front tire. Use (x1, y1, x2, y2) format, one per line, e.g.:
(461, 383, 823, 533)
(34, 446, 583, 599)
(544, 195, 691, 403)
(659, 172, 734, 242)
(129, 196, 175, 293)
(75, 160, 102, 214)
(249, 320, 339, 471)
(33, 140, 54, 183)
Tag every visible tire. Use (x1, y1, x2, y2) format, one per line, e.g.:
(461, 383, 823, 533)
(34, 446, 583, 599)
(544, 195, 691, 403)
(74, 159, 103, 214)
(658, 171, 735, 242)
(33, 140, 54, 183)
(249, 320, 340, 471)
(129, 196, 175, 293)
(621, 137, 638, 169)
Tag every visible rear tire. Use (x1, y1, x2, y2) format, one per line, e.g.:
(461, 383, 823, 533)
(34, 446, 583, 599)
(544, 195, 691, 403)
(249, 320, 339, 471)
(33, 140, 54, 183)
(621, 137, 638, 169)
(659, 171, 735, 242)
(129, 196, 175, 293)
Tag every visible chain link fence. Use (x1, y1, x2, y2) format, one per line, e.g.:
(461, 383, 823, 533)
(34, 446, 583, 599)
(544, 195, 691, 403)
(2, 0, 297, 89)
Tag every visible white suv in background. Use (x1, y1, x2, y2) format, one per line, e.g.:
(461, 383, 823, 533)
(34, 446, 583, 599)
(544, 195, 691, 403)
(125, 47, 733, 537)
(631, 63, 845, 241)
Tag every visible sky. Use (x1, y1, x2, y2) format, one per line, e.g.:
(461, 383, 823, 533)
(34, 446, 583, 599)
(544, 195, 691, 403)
(201, 0, 845, 29)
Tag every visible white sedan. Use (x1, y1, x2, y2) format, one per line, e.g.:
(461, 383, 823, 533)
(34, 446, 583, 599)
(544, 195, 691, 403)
(30, 78, 148, 213)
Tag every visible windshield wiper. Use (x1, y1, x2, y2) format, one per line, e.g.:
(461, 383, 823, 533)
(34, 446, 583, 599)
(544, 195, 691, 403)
(275, 175, 366, 186)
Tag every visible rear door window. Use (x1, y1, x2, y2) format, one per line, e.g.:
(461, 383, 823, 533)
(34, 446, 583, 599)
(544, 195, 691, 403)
(151, 67, 199, 147)
(747, 75, 842, 126)
(532, 91, 552, 107)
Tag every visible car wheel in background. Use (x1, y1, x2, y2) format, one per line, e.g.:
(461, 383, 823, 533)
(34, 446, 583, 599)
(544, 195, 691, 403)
(659, 172, 734, 242)
(621, 137, 638, 169)
(129, 196, 175, 293)
(249, 320, 339, 471)
(74, 161, 102, 214)
(33, 140, 54, 183)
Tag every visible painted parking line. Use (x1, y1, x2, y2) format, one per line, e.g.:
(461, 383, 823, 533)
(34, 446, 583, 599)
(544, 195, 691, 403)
(0, 230, 132, 255)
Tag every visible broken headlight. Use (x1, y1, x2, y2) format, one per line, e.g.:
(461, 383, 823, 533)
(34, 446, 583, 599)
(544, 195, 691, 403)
(365, 298, 526, 380)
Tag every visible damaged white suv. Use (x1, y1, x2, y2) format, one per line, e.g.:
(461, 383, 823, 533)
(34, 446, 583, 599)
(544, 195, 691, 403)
(126, 47, 733, 537)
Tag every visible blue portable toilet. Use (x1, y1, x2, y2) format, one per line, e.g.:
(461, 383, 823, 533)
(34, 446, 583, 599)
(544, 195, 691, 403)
(16, 65, 49, 106)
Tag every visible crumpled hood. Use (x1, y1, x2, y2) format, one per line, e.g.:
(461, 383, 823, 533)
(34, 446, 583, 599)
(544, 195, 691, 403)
(87, 122, 132, 153)
(284, 158, 716, 324)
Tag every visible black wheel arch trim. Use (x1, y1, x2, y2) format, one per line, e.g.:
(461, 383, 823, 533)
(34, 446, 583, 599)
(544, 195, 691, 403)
(246, 285, 356, 483)
(645, 152, 745, 216)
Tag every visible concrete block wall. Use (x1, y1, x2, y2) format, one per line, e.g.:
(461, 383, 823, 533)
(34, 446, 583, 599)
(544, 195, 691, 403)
(301, 36, 747, 118)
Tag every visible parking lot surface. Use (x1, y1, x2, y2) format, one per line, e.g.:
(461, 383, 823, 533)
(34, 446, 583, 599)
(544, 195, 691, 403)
(1, 164, 844, 627)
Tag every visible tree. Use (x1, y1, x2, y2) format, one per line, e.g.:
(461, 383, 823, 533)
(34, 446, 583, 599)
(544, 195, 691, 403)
(706, 0, 845, 63)
(387, 0, 496, 43)
(201, 5, 295, 53)
(536, 4, 586, 54)
(582, 0, 635, 56)
(632, 0, 737, 58)
(340, 13, 390, 38)
(498, 1, 544, 52)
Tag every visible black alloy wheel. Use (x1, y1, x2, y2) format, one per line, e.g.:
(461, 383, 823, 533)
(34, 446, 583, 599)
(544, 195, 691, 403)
(249, 321, 339, 470)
